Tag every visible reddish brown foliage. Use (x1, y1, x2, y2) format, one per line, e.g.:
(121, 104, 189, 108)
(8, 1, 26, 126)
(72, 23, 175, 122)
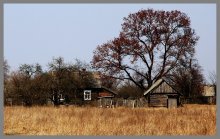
(92, 9, 199, 90)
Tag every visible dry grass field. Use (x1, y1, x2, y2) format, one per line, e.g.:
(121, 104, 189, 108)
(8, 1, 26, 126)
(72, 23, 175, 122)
(4, 104, 216, 136)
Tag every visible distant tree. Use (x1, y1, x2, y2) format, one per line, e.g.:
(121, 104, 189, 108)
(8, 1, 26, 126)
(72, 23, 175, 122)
(78, 69, 97, 88)
(73, 59, 98, 89)
(19, 64, 35, 78)
(99, 74, 120, 89)
(4, 59, 10, 103)
(208, 71, 216, 99)
(3, 59, 10, 81)
(74, 58, 91, 71)
(48, 57, 67, 105)
(48, 57, 66, 72)
(208, 71, 216, 86)
(35, 63, 43, 76)
(117, 81, 143, 99)
(19, 63, 43, 78)
(168, 59, 205, 101)
(30, 72, 50, 105)
(92, 9, 199, 91)
(6, 71, 31, 105)
(47, 57, 98, 105)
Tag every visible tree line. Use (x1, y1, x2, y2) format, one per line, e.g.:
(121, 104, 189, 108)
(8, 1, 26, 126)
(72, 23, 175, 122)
(4, 57, 98, 106)
(4, 56, 210, 106)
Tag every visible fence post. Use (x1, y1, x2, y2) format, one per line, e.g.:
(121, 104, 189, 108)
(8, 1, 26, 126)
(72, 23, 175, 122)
(110, 99, 113, 108)
(132, 100, 135, 108)
(10, 99, 12, 106)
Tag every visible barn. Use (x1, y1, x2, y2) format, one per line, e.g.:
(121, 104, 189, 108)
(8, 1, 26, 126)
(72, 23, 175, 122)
(80, 86, 117, 107)
(143, 78, 182, 108)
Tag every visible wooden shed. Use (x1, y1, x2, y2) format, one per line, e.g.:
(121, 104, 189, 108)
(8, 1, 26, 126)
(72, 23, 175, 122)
(143, 78, 182, 108)
(79, 86, 117, 107)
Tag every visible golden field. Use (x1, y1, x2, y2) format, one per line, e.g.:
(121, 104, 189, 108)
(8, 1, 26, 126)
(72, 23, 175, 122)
(4, 104, 216, 136)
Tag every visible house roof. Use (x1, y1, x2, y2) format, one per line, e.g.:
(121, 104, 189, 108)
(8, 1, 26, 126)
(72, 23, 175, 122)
(83, 86, 118, 95)
(143, 78, 180, 96)
(143, 79, 163, 96)
(100, 86, 118, 95)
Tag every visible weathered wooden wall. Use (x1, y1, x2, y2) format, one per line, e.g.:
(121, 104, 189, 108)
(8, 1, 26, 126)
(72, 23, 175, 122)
(152, 82, 174, 94)
(149, 95, 168, 107)
(98, 91, 114, 97)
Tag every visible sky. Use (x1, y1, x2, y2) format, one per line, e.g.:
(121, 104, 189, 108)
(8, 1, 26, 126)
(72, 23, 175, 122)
(4, 4, 216, 82)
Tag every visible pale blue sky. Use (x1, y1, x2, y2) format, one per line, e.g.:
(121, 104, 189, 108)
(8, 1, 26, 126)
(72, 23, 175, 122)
(4, 4, 216, 82)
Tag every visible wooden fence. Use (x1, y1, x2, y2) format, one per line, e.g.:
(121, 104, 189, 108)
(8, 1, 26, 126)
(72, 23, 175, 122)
(98, 98, 147, 108)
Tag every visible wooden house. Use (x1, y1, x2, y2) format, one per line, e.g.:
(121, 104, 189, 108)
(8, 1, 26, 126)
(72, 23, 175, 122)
(79, 86, 117, 107)
(200, 85, 216, 104)
(143, 78, 182, 108)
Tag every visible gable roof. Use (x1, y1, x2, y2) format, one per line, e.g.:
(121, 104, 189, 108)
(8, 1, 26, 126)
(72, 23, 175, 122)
(143, 79, 163, 96)
(143, 78, 179, 96)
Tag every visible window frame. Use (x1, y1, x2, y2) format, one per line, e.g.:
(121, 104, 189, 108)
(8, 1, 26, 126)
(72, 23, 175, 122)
(84, 90, 92, 100)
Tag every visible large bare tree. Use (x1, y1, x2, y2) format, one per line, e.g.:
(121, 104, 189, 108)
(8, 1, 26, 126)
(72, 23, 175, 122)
(92, 9, 199, 90)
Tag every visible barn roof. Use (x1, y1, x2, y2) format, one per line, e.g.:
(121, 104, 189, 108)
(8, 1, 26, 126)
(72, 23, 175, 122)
(143, 78, 180, 96)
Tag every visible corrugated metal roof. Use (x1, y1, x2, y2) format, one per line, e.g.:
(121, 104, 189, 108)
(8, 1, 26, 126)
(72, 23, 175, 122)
(143, 79, 163, 95)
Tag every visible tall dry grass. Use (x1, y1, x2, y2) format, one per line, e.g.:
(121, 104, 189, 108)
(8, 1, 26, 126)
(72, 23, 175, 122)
(4, 104, 216, 136)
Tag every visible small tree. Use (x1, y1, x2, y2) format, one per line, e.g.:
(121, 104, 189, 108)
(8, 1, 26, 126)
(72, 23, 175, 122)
(4, 59, 10, 104)
(99, 74, 120, 90)
(117, 81, 143, 99)
(208, 71, 216, 88)
(168, 59, 205, 103)
(4, 59, 10, 81)
(48, 57, 98, 105)
(208, 71, 216, 103)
